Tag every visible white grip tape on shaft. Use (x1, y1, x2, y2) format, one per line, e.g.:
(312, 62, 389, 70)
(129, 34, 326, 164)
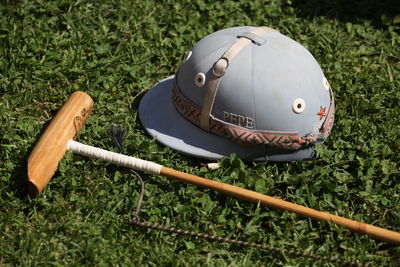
(67, 140, 162, 174)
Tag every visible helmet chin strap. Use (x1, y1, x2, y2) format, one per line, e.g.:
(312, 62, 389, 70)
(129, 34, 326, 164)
(200, 26, 277, 131)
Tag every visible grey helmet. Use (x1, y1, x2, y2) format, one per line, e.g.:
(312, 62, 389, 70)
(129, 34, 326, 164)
(139, 26, 334, 161)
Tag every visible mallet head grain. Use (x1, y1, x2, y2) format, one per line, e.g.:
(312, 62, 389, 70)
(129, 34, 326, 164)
(27, 91, 93, 196)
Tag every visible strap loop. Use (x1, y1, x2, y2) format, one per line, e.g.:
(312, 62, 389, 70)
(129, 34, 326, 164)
(237, 32, 268, 46)
(212, 57, 229, 77)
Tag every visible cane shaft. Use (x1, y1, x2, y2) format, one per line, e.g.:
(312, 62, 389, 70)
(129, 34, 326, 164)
(60, 136, 400, 244)
(160, 166, 400, 245)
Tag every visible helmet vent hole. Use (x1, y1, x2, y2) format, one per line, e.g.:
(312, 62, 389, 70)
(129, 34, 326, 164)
(195, 73, 206, 87)
(292, 99, 306, 114)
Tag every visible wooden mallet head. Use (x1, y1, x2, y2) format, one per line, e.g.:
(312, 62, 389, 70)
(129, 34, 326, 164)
(27, 91, 94, 196)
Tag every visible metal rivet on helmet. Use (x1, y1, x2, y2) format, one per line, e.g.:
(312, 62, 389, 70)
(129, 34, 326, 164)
(194, 73, 206, 87)
(139, 26, 335, 162)
(292, 98, 306, 114)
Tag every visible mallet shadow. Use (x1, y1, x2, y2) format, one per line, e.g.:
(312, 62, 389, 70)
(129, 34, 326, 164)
(10, 115, 64, 199)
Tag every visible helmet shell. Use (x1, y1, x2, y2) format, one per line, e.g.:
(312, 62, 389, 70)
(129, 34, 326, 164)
(176, 26, 332, 138)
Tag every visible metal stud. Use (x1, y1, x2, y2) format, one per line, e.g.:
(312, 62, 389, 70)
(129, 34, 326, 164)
(195, 72, 206, 87)
(292, 98, 306, 114)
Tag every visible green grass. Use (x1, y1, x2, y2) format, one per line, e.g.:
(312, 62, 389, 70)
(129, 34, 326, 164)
(1, 0, 400, 266)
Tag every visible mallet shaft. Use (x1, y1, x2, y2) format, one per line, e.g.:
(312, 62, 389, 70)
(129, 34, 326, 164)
(68, 140, 400, 245)
(67, 140, 162, 174)
(161, 166, 400, 245)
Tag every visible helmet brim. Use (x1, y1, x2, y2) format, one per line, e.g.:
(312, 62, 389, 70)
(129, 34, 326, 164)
(138, 76, 316, 161)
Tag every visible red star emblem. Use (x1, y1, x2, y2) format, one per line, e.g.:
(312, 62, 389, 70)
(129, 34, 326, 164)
(317, 106, 326, 120)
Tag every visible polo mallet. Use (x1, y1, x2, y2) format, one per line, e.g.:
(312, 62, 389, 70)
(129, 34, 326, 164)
(28, 91, 400, 245)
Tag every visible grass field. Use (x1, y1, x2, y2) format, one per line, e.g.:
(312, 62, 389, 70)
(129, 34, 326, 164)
(1, 0, 400, 266)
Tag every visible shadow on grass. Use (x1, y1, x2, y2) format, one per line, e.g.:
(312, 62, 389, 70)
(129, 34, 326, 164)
(9, 111, 64, 199)
(289, 0, 400, 28)
(10, 155, 29, 198)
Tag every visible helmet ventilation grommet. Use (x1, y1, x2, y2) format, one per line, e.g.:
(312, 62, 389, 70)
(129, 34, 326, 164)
(195, 72, 206, 87)
(292, 98, 306, 114)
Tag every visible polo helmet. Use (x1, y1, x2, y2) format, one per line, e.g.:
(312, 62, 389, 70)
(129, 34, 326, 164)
(139, 26, 334, 161)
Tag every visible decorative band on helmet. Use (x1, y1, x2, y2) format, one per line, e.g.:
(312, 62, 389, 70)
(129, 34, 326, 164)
(172, 78, 334, 150)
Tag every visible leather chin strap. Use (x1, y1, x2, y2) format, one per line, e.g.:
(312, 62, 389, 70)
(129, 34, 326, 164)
(199, 26, 277, 131)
